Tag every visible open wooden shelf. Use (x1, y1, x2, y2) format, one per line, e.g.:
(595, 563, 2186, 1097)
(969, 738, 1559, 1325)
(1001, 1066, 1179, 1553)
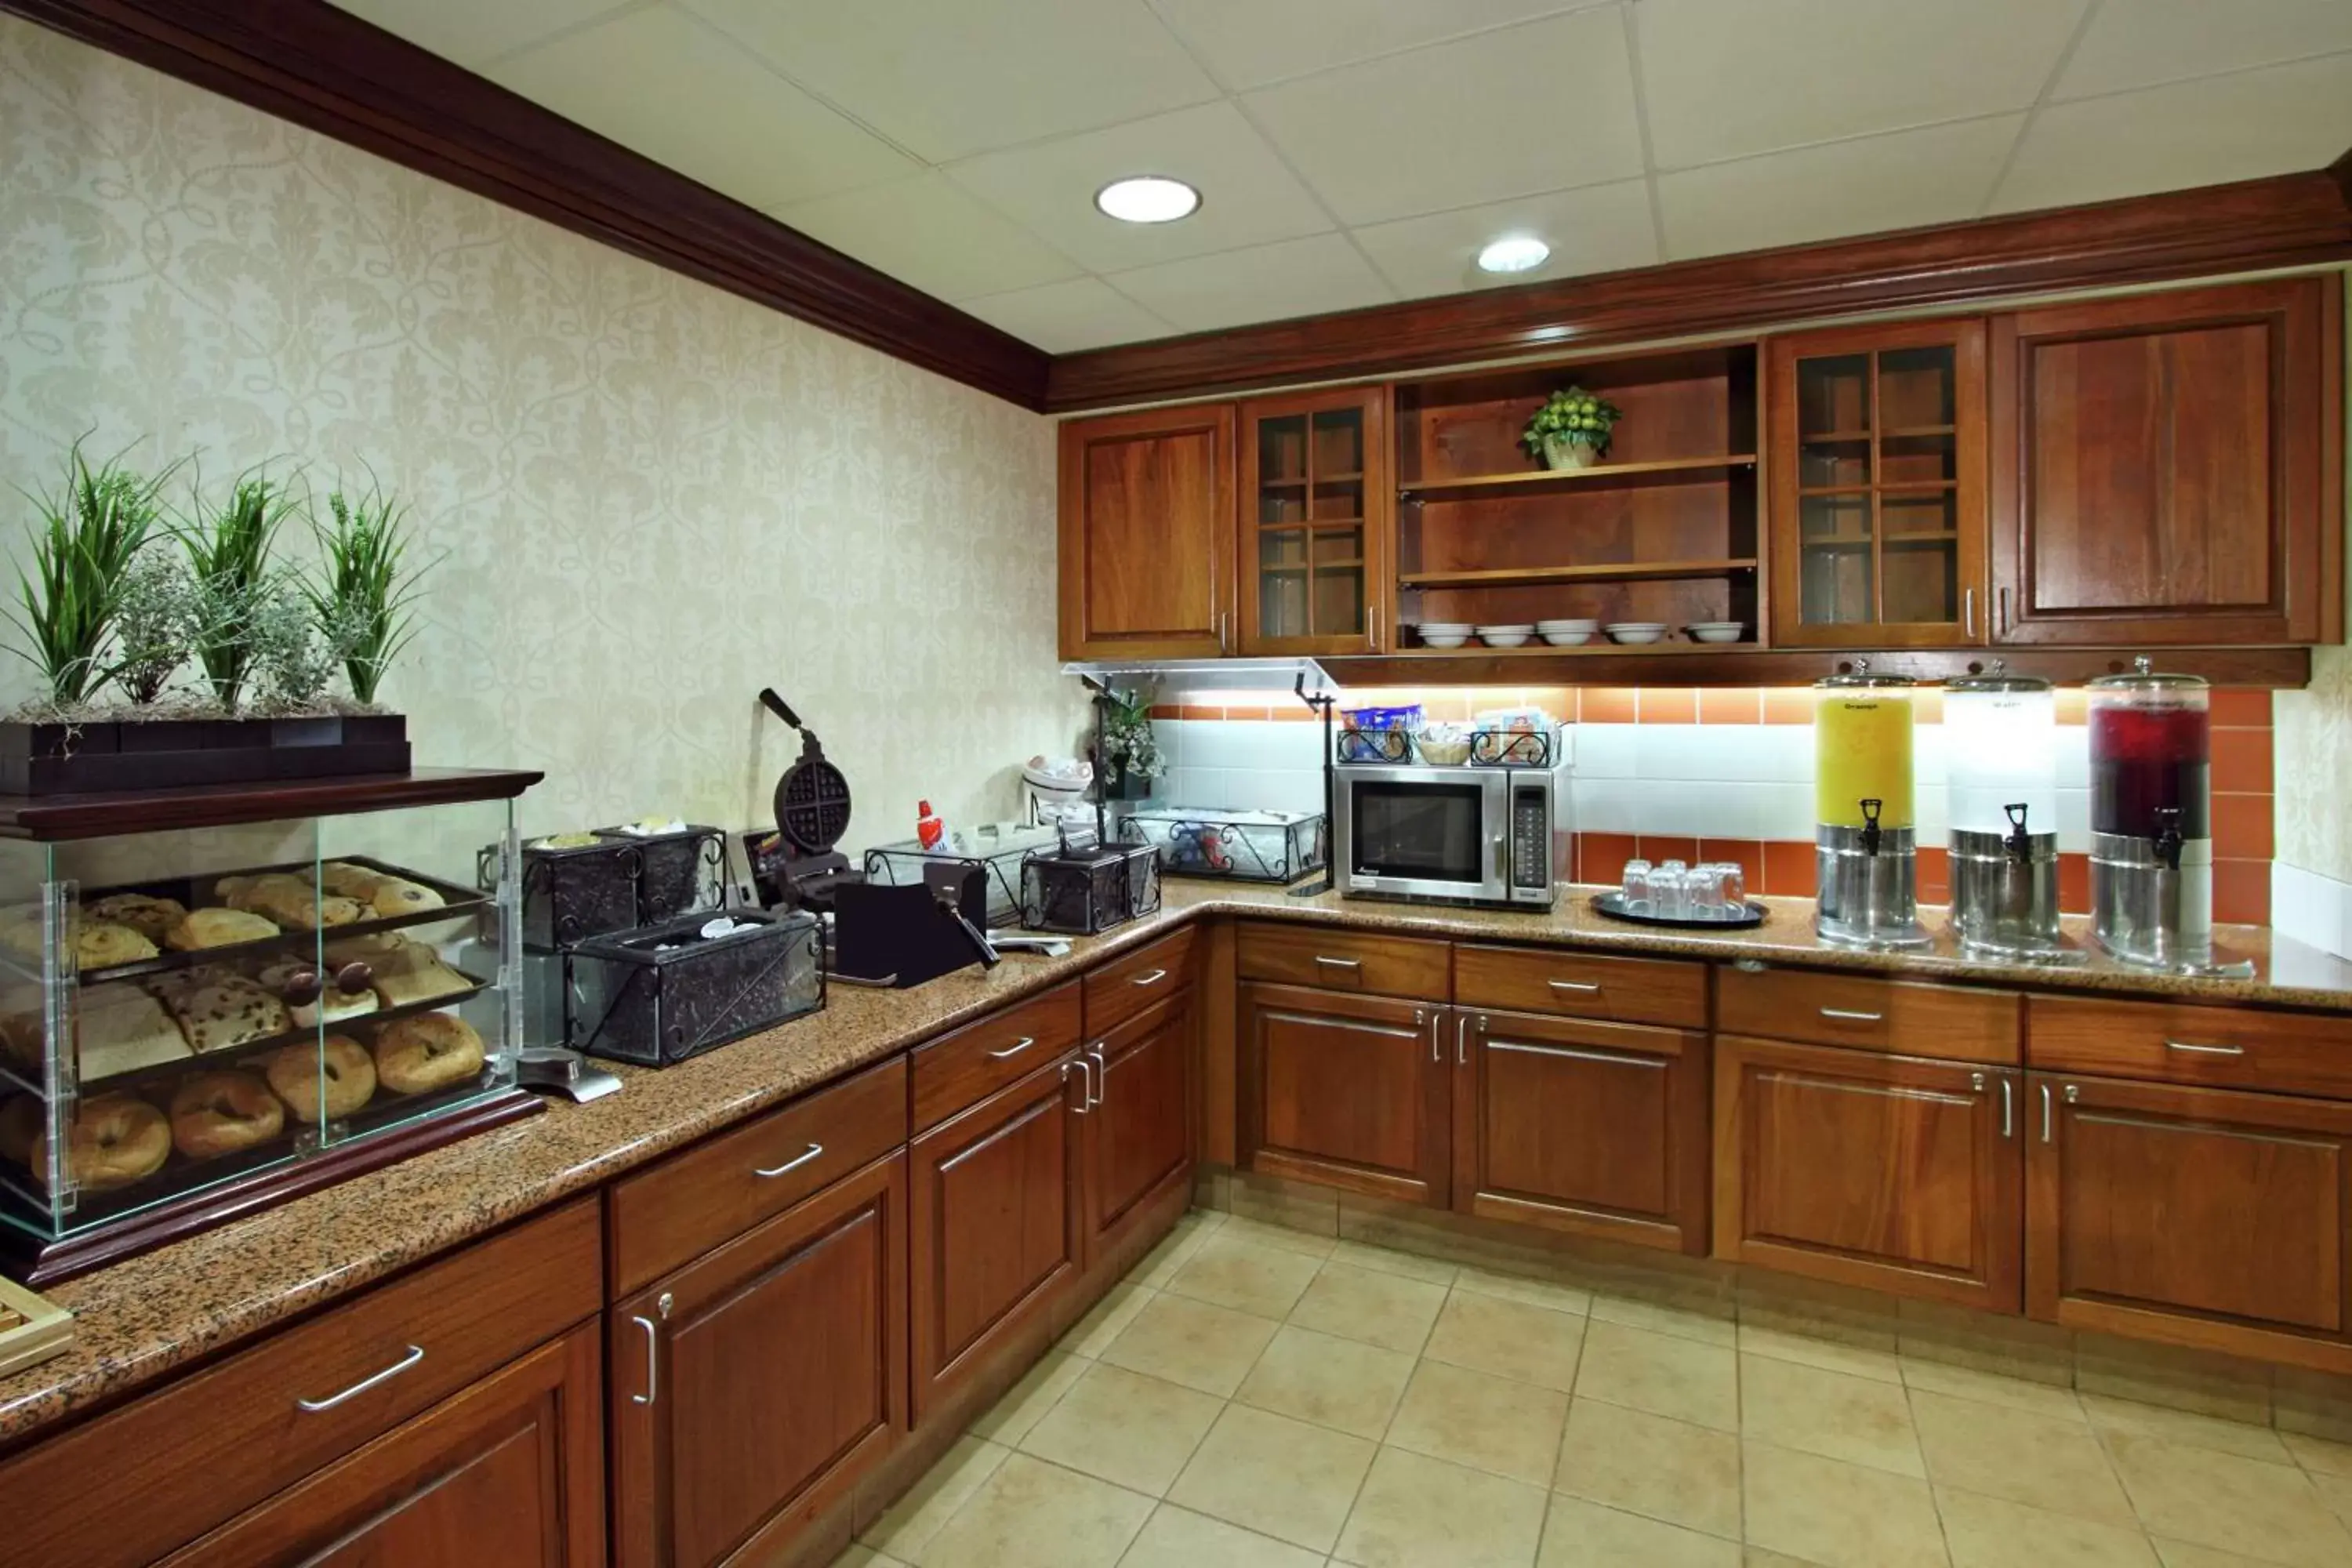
(1801, 424, 1956, 442)
(1399, 453, 1755, 498)
(1399, 557, 1758, 590)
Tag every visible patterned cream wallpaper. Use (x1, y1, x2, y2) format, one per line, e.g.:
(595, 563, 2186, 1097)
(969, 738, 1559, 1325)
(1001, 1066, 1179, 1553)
(0, 19, 1091, 854)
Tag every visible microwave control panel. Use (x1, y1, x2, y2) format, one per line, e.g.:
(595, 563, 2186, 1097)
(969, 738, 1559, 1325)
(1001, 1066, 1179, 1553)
(1510, 786, 1550, 889)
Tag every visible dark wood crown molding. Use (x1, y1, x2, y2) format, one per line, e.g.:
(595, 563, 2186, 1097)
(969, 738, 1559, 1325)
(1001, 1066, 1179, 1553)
(1047, 167, 2352, 412)
(0, 0, 1051, 409)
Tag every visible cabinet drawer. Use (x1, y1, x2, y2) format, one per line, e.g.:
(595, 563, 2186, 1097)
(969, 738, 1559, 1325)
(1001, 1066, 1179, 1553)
(2028, 994, 2352, 1100)
(1085, 926, 1198, 1035)
(609, 1054, 909, 1294)
(1454, 944, 1706, 1029)
(0, 1198, 602, 1568)
(912, 982, 1083, 1133)
(1717, 966, 2019, 1064)
(1237, 923, 1448, 1000)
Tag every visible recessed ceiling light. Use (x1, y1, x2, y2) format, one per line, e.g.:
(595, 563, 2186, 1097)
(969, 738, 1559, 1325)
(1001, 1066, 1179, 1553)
(1095, 176, 1201, 224)
(1477, 235, 1551, 274)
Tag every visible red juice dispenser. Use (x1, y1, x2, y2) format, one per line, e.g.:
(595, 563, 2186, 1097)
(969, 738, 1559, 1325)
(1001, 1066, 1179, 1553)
(2087, 661, 2247, 975)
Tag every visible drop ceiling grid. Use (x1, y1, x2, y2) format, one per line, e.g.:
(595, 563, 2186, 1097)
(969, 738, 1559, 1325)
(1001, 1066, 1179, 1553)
(332, 0, 2352, 351)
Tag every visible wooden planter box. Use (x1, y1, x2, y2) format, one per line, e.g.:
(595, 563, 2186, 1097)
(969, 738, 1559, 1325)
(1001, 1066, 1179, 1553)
(0, 714, 410, 795)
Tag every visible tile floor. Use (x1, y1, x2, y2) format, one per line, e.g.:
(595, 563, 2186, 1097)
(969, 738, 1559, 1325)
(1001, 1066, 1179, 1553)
(837, 1210, 2352, 1567)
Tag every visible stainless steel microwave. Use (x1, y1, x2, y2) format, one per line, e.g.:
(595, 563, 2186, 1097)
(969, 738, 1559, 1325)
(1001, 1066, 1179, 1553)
(1330, 740, 1574, 908)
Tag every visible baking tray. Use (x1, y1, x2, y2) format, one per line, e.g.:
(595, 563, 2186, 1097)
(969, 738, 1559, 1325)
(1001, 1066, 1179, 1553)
(0, 1274, 71, 1377)
(1590, 891, 1769, 929)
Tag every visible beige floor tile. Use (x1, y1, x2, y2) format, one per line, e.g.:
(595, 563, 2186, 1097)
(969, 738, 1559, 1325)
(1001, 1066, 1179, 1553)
(2283, 1429, 2352, 1479)
(2152, 1544, 2302, 1568)
(1454, 1265, 1593, 1317)
(1588, 1293, 1738, 1347)
(1327, 1237, 1459, 1285)
(1740, 1323, 1902, 1385)
(1099, 1291, 1281, 1398)
(2080, 1393, 2293, 1465)
(1553, 1397, 1742, 1540)
(859, 1436, 1011, 1559)
(2308, 1466, 2352, 1530)
(1741, 1441, 1951, 1568)
(1935, 1486, 2161, 1568)
(914, 1453, 1152, 1568)
(2074, 1338, 2274, 1428)
(1575, 1319, 1739, 1432)
(1116, 1504, 1328, 1568)
(1900, 1356, 2087, 1422)
(2104, 1429, 2352, 1568)
(1132, 1213, 1221, 1289)
(1385, 1359, 1570, 1486)
(1165, 1234, 1324, 1320)
(1334, 1446, 1549, 1568)
(1059, 1281, 1153, 1359)
(1743, 1552, 1830, 1568)
(967, 1350, 1087, 1445)
(1740, 1355, 1924, 1478)
(1218, 1213, 1341, 1259)
(1167, 1403, 1377, 1553)
(829, 1548, 909, 1568)
(1909, 1387, 2138, 1526)
(1016, 1363, 1222, 1497)
(1425, 1289, 1590, 1394)
(1236, 1323, 1417, 1439)
(1537, 1495, 1740, 1568)
(1290, 1262, 1450, 1354)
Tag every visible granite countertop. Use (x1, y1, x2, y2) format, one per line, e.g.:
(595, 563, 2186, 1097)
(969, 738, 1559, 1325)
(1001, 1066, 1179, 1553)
(5, 880, 2347, 1449)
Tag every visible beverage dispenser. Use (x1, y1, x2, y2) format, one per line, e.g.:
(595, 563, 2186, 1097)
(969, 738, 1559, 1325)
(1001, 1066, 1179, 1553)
(2088, 659, 2248, 975)
(1814, 667, 1929, 949)
(1944, 668, 2071, 960)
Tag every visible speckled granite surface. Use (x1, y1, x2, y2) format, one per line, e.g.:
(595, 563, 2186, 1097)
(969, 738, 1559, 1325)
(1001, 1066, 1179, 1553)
(4, 880, 2347, 1448)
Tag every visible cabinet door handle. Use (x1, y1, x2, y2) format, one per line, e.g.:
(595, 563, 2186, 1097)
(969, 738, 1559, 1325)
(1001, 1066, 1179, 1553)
(1997, 586, 2010, 636)
(1065, 1057, 1092, 1114)
(1131, 968, 1168, 988)
(987, 1034, 1038, 1060)
(1548, 979, 1601, 994)
(630, 1296, 672, 1406)
(2040, 1081, 2053, 1143)
(1455, 1012, 1469, 1065)
(1998, 1076, 2013, 1139)
(1425, 1009, 1439, 1063)
(1819, 1007, 1883, 1023)
(1088, 1043, 1108, 1108)
(1369, 602, 1380, 648)
(1963, 586, 1976, 638)
(2164, 1040, 2246, 1057)
(1313, 955, 1362, 971)
(299, 1344, 424, 1414)
(754, 1142, 824, 1179)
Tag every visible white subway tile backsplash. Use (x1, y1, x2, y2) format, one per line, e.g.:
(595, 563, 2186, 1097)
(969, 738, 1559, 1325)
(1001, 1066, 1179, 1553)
(1762, 783, 1816, 840)
(2055, 788, 2093, 854)
(2055, 726, 2091, 788)
(2273, 862, 2350, 959)
(1575, 724, 1637, 779)
(1759, 725, 1814, 782)
(1573, 779, 1641, 833)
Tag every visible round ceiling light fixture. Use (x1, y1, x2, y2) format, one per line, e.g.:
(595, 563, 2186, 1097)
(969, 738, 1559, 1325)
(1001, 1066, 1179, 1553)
(1476, 235, 1551, 274)
(1095, 175, 1202, 224)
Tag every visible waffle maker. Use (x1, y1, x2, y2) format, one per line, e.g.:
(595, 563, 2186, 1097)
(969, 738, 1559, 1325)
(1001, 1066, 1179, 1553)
(753, 689, 862, 911)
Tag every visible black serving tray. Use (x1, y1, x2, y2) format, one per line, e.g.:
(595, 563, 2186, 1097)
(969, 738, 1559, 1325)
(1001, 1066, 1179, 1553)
(1590, 891, 1769, 929)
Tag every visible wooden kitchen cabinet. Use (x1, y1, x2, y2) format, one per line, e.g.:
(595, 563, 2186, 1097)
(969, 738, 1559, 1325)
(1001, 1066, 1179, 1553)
(1239, 386, 1389, 655)
(1452, 1007, 1709, 1254)
(909, 1050, 1084, 1424)
(1082, 989, 1196, 1266)
(2027, 1072, 2352, 1367)
(611, 1153, 906, 1568)
(1715, 1036, 2022, 1312)
(1058, 404, 1236, 660)
(1240, 982, 1449, 1207)
(1766, 318, 1988, 648)
(1989, 277, 2342, 645)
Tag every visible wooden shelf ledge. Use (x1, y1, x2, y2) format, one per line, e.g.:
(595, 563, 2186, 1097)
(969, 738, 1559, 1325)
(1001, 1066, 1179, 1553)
(1399, 454, 1755, 498)
(1399, 558, 1758, 590)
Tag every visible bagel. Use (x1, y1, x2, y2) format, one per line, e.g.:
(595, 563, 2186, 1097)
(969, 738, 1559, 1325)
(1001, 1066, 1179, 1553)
(264, 1034, 377, 1123)
(169, 1072, 285, 1159)
(29, 1092, 169, 1190)
(372, 1013, 485, 1096)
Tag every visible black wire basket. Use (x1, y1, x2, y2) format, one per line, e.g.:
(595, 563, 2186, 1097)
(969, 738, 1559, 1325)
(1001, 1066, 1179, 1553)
(564, 908, 824, 1067)
(1018, 842, 1161, 935)
(864, 824, 1081, 929)
(489, 824, 728, 951)
(1469, 728, 1557, 767)
(1335, 727, 1413, 764)
(1120, 809, 1327, 884)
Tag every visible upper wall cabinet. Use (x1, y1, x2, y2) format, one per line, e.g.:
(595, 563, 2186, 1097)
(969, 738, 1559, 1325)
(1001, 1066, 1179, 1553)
(1766, 320, 1988, 649)
(1988, 277, 2343, 647)
(1239, 387, 1389, 657)
(1058, 405, 1236, 661)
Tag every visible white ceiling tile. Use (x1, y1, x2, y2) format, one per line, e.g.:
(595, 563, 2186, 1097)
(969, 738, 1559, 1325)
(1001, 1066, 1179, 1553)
(1993, 53, 2352, 214)
(491, 8, 917, 209)
(1637, 0, 2088, 169)
(328, 0, 630, 69)
(945, 101, 1331, 274)
(775, 173, 1082, 302)
(1350, 180, 1657, 298)
(680, 0, 1220, 163)
(1658, 114, 2024, 260)
(2056, 0, 2352, 100)
(1243, 10, 1645, 226)
(1105, 232, 1396, 332)
(1150, 0, 1592, 91)
(958, 278, 1176, 353)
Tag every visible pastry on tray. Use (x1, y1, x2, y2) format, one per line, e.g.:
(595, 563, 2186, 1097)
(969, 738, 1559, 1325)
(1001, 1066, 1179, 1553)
(78, 982, 192, 1079)
(76, 920, 158, 968)
(225, 873, 361, 931)
(372, 1013, 485, 1095)
(84, 893, 186, 946)
(165, 907, 280, 952)
(256, 958, 381, 1027)
(150, 971, 289, 1054)
(264, 1034, 376, 1123)
(168, 1071, 284, 1159)
(29, 1092, 169, 1191)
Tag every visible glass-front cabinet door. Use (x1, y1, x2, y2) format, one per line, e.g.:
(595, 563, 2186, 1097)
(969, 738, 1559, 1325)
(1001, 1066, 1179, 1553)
(1239, 387, 1388, 655)
(1766, 320, 1987, 648)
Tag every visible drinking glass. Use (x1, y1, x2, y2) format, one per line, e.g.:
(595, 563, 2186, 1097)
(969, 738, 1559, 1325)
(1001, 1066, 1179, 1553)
(1689, 864, 1726, 914)
(1719, 862, 1747, 909)
(1654, 866, 1691, 920)
(1621, 858, 1652, 910)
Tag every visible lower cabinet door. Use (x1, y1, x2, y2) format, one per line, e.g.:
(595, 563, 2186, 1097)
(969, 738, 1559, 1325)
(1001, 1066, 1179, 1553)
(1240, 982, 1449, 1206)
(2028, 1072, 2352, 1359)
(909, 1051, 1085, 1424)
(611, 1153, 909, 1568)
(1084, 989, 1195, 1266)
(1715, 1036, 2023, 1312)
(1454, 1008, 1709, 1254)
(162, 1325, 606, 1568)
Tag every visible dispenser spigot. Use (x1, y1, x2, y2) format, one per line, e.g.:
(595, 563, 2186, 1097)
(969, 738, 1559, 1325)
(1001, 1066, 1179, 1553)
(2153, 805, 2184, 872)
(2003, 803, 2033, 864)
(1859, 797, 1883, 858)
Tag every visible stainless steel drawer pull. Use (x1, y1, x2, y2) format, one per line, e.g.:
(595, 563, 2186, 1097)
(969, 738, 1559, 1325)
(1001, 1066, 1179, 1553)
(1131, 968, 1169, 987)
(2164, 1040, 2246, 1057)
(1820, 1007, 1884, 1023)
(754, 1142, 823, 1178)
(1088, 1043, 1108, 1109)
(1998, 1076, 2013, 1139)
(2040, 1082, 2053, 1143)
(1548, 979, 1602, 993)
(298, 1344, 424, 1413)
(1314, 956, 1363, 971)
(987, 1034, 1039, 1060)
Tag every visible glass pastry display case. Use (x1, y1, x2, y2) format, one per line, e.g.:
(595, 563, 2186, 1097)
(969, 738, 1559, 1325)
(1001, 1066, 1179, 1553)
(0, 769, 541, 1283)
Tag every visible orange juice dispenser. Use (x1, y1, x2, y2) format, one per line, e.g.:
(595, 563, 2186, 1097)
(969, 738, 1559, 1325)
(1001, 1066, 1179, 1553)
(1814, 668, 1929, 948)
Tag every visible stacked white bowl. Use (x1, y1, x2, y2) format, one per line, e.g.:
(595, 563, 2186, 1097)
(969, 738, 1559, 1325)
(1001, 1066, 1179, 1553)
(1414, 622, 1472, 648)
(1537, 619, 1599, 646)
(1475, 623, 1536, 648)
